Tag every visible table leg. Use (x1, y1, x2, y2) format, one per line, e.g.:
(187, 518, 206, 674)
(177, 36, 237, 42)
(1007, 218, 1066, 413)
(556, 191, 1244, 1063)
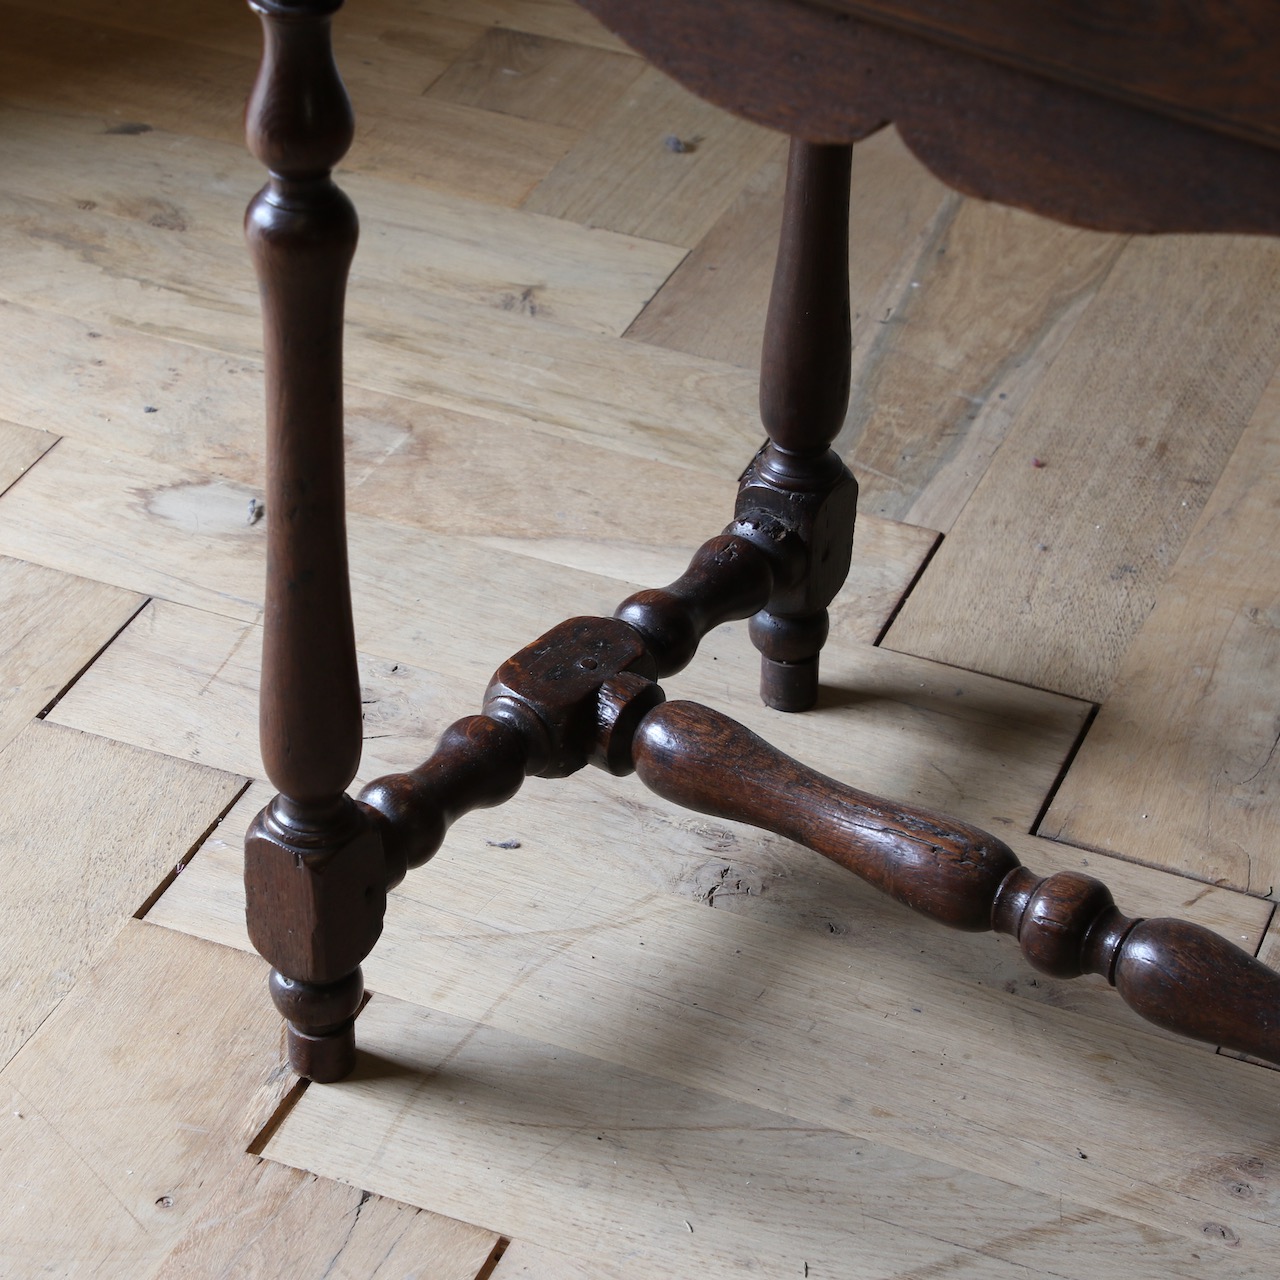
(242, 0, 386, 1083)
(742, 140, 858, 711)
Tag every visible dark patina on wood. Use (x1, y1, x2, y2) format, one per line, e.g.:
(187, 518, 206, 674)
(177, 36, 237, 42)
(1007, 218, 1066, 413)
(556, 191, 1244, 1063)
(242, 0, 1280, 1088)
(355, 610, 1280, 1070)
(242, 0, 384, 1083)
(577, 0, 1280, 236)
(632, 702, 1280, 1064)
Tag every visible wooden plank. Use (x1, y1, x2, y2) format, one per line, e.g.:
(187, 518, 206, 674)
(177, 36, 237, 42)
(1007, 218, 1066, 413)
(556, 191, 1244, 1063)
(0, 301, 271, 472)
(1, 1091, 149, 1275)
(404, 0, 632, 52)
(0, 923, 291, 1274)
(0, 419, 54, 496)
(151, 750, 1271, 1057)
(842, 197, 1124, 531)
(0, 438, 931, 672)
(489, 1241, 628, 1280)
(0, 920, 496, 1278)
(263, 993, 1280, 1277)
(2, 0, 628, 78)
(523, 66, 785, 249)
(7, 0, 483, 99)
(887, 231, 1280, 702)
(625, 126, 954, 370)
(0, 721, 245, 1070)
(0, 187, 762, 474)
(0, 3, 243, 143)
(427, 27, 645, 130)
(0, 3, 574, 207)
(48, 591, 1088, 826)
(1043, 368, 1280, 894)
(0, 554, 143, 754)
(0, 303, 757, 519)
(151, 1159, 500, 1280)
(0, 105, 684, 340)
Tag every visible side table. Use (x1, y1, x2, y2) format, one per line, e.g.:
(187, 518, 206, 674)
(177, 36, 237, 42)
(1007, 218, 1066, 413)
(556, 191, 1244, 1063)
(240, 0, 1280, 1083)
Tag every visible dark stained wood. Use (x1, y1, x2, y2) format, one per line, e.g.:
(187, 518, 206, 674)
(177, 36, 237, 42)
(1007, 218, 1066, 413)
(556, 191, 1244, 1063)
(483, 616, 659, 777)
(632, 700, 1280, 1065)
(242, 0, 383, 1083)
(246, 0, 360, 806)
(817, 0, 1280, 151)
(233, 0, 1280, 1091)
(757, 141, 853, 459)
(615, 535, 776, 678)
(734, 140, 859, 710)
(576, 0, 1280, 235)
(359, 716, 532, 883)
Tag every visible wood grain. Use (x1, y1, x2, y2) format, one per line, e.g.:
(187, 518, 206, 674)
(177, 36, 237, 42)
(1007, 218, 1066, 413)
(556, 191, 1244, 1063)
(0, 920, 495, 1278)
(262, 992, 1280, 1275)
(887, 232, 1280, 702)
(0, 2, 575, 207)
(388, 0, 631, 54)
(0, 307, 764, 582)
(6, 0, 483, 98)
(489, 1240, 629, 1280)
(427, 26, 644, 129)
(151, 1159, 500, 1280)
(0, 419, 54, 496)
(0, 104, 683, 340)
(524, 66, 784, 248)
(0, 439, 931, 680)
(0, 721, 245, 1070)
(841, 197, 1123, 530)
(1043, 367, 1280, 894)
(0, 554, 143, 754)
(0, 184, 764, 475)
(0, 313, 922, 618)
(0, 923, 295, 1274)
(626, 126, 951, 370)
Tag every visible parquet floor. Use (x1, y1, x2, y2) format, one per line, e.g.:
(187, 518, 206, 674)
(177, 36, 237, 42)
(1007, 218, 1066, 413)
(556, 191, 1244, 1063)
(3, 2, 1280, 1276)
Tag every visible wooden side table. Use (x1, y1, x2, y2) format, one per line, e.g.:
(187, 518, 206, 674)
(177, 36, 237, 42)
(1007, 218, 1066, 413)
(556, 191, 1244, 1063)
(239, 0, 1280, 1083)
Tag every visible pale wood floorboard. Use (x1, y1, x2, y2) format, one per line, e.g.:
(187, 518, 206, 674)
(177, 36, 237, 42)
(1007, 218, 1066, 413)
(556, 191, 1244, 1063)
(1044, 366, 1280, 893)
(2, 1, 1279, 1276)
(0, 556, 143, 753)
(0, 721, 244, 1070)
(887, 233, 1280, 703)
(1, 922, 495, 1279)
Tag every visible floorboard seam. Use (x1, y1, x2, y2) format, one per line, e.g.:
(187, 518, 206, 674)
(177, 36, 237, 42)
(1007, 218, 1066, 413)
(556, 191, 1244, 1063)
(36, 594, 153, 721)
(133, 775, 256, 921)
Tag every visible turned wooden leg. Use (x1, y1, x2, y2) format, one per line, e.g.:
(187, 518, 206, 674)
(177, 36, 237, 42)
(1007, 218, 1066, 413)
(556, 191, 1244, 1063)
(738, 139, 858, 711)
(242, 0, 385, 1083)
(631, 700, 1280, 1066)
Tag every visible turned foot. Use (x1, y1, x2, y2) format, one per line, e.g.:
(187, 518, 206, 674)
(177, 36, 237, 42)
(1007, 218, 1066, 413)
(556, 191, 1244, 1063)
(749, 608, 829, 711)
(269, 969, 364, 1082)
